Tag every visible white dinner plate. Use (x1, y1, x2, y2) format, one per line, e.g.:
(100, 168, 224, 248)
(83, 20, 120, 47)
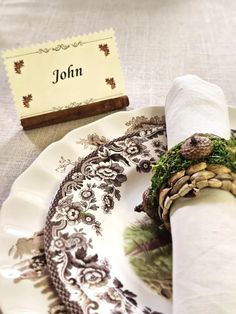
(0, 106, 235, 314)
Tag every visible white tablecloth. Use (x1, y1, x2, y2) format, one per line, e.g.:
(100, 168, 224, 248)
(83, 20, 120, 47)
(1, 1, 236, 313)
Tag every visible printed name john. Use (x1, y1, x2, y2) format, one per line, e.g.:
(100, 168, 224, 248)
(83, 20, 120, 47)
(52, 64, 83, 84)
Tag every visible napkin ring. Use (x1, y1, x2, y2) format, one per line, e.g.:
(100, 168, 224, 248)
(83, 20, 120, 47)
(143, 133, 236, 230)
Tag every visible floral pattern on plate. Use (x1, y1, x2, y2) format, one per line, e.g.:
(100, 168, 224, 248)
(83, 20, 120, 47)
(6, 113, 165, 314)
(44, 125, 167, 314)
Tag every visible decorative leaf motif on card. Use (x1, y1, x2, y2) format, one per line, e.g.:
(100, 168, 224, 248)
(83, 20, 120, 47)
(22, 94, 33, 108)
(52, 98, 94, 112)
(105, 77, 116, 89)
(99, 44, 110, 56)
(14, 60, 24, 74)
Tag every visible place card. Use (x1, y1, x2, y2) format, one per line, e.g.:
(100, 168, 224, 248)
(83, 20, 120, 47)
(3, 29, 129, 129)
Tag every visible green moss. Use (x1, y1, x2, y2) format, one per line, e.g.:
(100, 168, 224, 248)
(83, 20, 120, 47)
(150, 135, 236, 217)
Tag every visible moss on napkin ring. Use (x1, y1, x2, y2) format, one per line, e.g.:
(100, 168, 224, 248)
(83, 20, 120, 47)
(144, 133, 236, 230)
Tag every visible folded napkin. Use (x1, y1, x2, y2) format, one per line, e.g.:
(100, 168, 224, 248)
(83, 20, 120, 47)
(165, 75, 236, 314)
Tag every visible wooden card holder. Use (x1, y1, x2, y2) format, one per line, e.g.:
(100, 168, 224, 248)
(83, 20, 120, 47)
(21, 95, 129, 130)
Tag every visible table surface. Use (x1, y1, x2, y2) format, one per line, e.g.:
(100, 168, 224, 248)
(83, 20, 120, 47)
(0, 1, 236, 313)
(1, 0, 236, 207)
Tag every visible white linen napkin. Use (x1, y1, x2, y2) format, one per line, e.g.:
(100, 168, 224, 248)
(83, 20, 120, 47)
(165, 75, 231, 148)
(165, 75, 236, 314)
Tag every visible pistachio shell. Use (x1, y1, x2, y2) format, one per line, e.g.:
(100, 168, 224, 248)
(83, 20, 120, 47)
(208, 178, 222, 188)
(159, 188, 172, 209)
(215, 173, 234, 181)
(196, 180, 209, 189)
(164, 196, 173, 211)
(221, 180, 232, 191)
(170, 193, 180, 200)
(168, 170, 185, 185)
(206, 164, 231, 174)
(162, 213, 169, 221)
(162, 196, 173, 218)
(178, 183, 194, 196)
(231, 183, 236, 196)
(170, 175, 190, 195)
(190, 170, 215, 182)
(186, 162, 207, 175)
(193, 187, 200, 195)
